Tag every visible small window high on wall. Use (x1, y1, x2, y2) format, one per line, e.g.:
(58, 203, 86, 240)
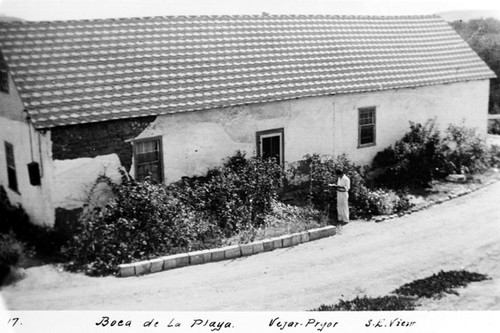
(0, 57, 8, 93)
(134, 137, 163, 183)
(256, 128, 284, 165)
(358, 107, 376, 147)
(5, 141, 18, 192)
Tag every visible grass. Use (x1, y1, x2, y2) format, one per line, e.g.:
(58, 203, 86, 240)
(222, 200, 327, 245)
(311, 270, 490, 311)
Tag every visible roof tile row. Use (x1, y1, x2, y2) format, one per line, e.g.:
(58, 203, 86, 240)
(0, 14, 495, 128)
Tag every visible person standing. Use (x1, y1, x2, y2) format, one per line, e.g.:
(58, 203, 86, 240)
(333, 169, 350, 224)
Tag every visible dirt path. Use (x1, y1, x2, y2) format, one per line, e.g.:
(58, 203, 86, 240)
(2, 181, 500, 311)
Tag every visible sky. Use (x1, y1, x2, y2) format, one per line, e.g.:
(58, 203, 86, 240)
(0, 0, 499, 21)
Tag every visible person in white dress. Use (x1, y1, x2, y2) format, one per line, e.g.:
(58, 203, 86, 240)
(334, 169, 350, 224)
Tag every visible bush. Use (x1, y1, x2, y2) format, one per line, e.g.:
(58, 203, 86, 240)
(61, 177, 221, 276)
(374, 120, 495, 188)
(0, 186, 65, 260)
(62, 151, 283, 275)
(443, 123, 490, 173)
(287, 154, 411, 218)
(179, 151, 283, 235)
(374, 119, 450, 188)
(0, 232, 23, 283)
(490, 144, 500, 167)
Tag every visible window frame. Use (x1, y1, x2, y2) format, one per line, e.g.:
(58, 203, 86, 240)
(4, 141, 19, 193)
(133, 136, 164, 183)
(0, 56, 8, 93)
(256, 128, 285, 165)
(358, 107, 376, 148)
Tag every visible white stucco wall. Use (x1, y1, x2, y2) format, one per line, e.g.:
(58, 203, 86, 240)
(135, 96, 336, 182)
(0, 116, 54, 226)
(2, 78, 487, 226)
(333, 79, 490, 165)
(51, 154, 123, 211)
(134, 79, 489, 182)
(1, 73, 56, 226)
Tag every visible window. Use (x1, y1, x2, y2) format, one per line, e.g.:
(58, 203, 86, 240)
(0, 56, 8, 93)
(256, 128, 284, 165)
(134, 137, 163, 182)
(5, 142, 18, 192)
(358, 107, 376, 147)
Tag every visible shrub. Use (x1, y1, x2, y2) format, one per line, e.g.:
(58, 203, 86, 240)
(61, 178, 222, 276)
(374, 120, 451, 188)
(0, 185, 65, 260)
(287, 154, 367, 216)
(443, 123, 490, 173)
(0, 232, 23, 284)
(374, 120, 495, 188)
(61, 151, 282, 275)
(287, 154, 411, 218)
(223, 200, 324, 244)
(490, 144, 500, 167)
(179, 151, 283, 235)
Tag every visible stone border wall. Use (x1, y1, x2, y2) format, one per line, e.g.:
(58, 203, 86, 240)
(118, 226, 336, 277)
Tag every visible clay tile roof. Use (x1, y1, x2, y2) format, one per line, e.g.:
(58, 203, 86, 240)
(0, 14, 496, 129)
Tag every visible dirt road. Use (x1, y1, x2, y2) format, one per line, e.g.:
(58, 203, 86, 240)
(2, 181, 500, 311)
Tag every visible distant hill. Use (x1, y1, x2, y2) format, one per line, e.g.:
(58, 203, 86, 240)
(438, 10, 500, 22)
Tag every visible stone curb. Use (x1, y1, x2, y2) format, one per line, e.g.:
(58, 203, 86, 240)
(374, 178, 500, 224)
(117, 225, 337, 277)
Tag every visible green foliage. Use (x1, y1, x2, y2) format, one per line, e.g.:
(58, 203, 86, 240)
(393, 270, 490, 298)
(0, 232, 23, 284)
(374, 119, 450, 187)
(287, 154, 412, 218)
(0, 232, 23, 268)
(179, 151, 283, 235)
(489, 144, 500, 167)
(312, 295, 416, 311)
(450, 18, 500, 113)
(374, 120, 494, 188)
(443, 123, 491, 173)
(62, 151, 283, 276)
(62, 177, 221, 276)
(264, 200, 323, 227)
(0, 185, 64, 260)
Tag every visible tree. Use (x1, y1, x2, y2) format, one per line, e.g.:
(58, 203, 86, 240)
(450, 18, 500, 114)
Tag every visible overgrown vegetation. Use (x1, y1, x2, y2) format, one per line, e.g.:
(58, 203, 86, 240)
(5, 119, 499, 277)
(312, 270, 490, 311)
(0, 186, 68, 261)
(0, 232, 23, 284)
(225, 200, 324, 244)
(177, 151, 283, 235)
(286, 154, 413, 219)
(61, 151, 290, 276)
(373, 119, 495, 188)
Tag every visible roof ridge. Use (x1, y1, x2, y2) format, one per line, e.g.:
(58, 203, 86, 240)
(0, 13, 442, 25)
